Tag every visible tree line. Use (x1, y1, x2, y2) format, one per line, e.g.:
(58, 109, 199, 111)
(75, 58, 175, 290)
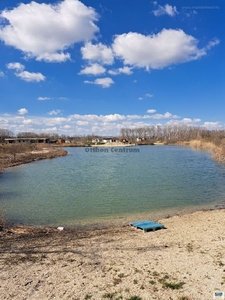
(1, 125, 225, 145)
(120, 125, 225, 145)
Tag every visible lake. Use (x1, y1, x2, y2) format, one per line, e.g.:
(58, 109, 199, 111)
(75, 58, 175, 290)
(0, 145, 225, 227)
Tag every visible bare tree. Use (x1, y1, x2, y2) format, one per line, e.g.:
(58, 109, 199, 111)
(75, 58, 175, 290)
(0, 129, 14, 142)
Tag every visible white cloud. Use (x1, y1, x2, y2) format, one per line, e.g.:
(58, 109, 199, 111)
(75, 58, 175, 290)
(77, 121, 89, 126)
(81, 42, 114, 65)
(62, 125, 71, 129)
(182, 118, 201, 123)
(22, 119, 33, 125)
(146, 93, 153, 98)
(0, 70, 5, 77)
(108, 66, 133, 75)
(48, 109, 61, 115)
(38, 97, 51, 101)
(0, 0, 99, 62)
(147, 109, 156, 113)
(112, 29, 217, 70)
(139, 97, 143, 101)
(36, 52, 71, 63)
(18, 108, 28, 115)
(203, 122, 222, 129)
(7, 61, 45, 82)
(71, 113, 126, 122)
(153, 4, 178, 17)
(205, 38, 220, 50)
(7, 62, 25, 71)
(16, 71, 45, 82)
(45, 117, 67, 126)
(1, 111, 223, 136)
(167, 118, 201, 126)
(148, 112, 179, 119)
(84, 77, 114, 88)
(79, 63, 106, 75)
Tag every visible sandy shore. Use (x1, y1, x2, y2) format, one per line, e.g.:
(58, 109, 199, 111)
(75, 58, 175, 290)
(0, 209, 225, 300)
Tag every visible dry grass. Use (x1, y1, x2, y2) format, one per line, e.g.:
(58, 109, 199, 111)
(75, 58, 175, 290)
(179, 139, 225, 164)
(0, 143, 67, 171)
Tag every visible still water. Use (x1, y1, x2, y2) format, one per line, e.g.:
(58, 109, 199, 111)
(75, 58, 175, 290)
(0, 146, 225, 227)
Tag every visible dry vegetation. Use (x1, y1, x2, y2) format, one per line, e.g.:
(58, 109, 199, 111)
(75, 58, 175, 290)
(178, 140, 225, 164)
(120, 125, 225, 163)
(0, 143, 67, 172)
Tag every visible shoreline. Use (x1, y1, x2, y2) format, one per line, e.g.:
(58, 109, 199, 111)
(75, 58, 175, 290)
(0, 145, 67, 172)
(176, 140, 225, 164)
(1, 208, 225, 299)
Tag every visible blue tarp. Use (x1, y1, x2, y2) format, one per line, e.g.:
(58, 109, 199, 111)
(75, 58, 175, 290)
(130, 220, 165, 232)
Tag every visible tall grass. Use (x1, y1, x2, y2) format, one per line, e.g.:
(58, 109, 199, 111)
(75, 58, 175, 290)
(185, 140, 225, 164)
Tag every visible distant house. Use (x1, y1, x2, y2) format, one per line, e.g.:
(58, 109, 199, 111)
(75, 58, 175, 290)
(92, 138, 100, 144)
(57, 139, 65, 144)
(102, 137, 117, 143)
(5, 137, 50, 144)
(136, 137, 146, 142)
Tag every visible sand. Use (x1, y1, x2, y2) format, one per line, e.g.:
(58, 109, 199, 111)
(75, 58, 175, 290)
(0, 209, 225, 300)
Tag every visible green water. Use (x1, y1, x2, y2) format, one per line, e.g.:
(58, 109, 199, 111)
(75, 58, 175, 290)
(0, 146, 225, 227)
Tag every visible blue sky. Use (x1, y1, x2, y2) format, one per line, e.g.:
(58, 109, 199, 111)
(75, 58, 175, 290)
(0, 0, 224, 136)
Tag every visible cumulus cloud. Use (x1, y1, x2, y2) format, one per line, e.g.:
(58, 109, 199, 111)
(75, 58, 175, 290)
(0, 0, 99, 62)
(7, 62, 25, 71)
(148, 112, 179, 119)
(77, 121, 89, 126)
(203, 121, 222, 129)
(182, 118, 201, 123)
(108, 66, 133, 75)
(18, 108, 28, 115)
(153, 4, 178, 17)
(45, 117, 67, 126)
(38, 97, 51, 101)
(71, 113, 126, 122)
(84, 77, 114, 88)
(37, 53, 71, 63)
(112, 29, 218, 70)
(7, 61, 45, 82)
(0, 70, 5, 77)
(1, 111, 223, 136)
(167, 118, 201, 126)
(16, 71, 45, 82)
(147, 109, 156, 113)
(48, 109, 61, 115)
(81, 42, 114, 65)
(62, 125, 71, 129)
(79, 63, 106, 75)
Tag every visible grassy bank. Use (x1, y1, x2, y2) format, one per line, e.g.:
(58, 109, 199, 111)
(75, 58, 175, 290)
(177, 139, 225, 164)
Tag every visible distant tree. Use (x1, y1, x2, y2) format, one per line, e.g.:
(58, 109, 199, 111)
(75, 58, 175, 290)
(17, 132, 39, 138)
(0, 129, 14, 142)
(49, 133, 59, 141)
